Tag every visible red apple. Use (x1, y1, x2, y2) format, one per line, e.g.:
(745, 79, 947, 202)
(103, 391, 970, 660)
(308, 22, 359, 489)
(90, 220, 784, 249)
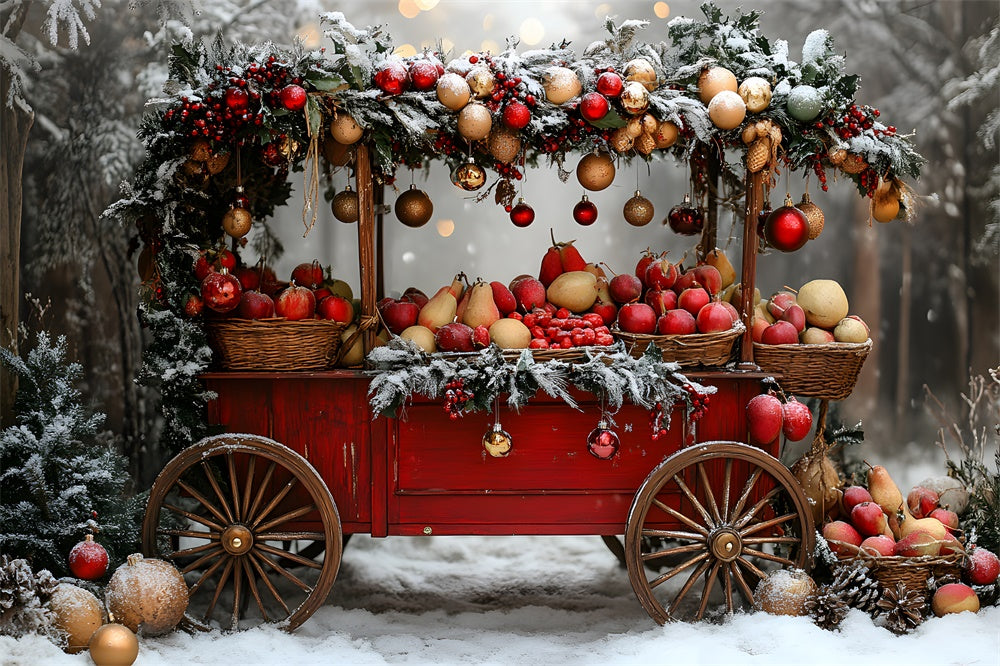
(380, 299, 420, 334)
(964, 547, 1000, 585)
(690, 265, 722, 297)
(761, 320, 799, 345)
(644, 288, 677, 316)
(781, 397, 812, 441)
(588, 301, 618, 326)
(842, 486, 874, 514)
(194, 248, 237, 280)
(402, 287, 429, 309)
(232, 266, 261, 291)
(822, 520, 863, 557)
(435, 322, 475, 352)
(671, 270, 698, 295)
(490, 281, 518, 315)
(932, 583, 980, 616)
(719, 301, 740, 323)
(291, 260, 324, 289)
(860, 534, 896, 557)
(657, 309, 697, 335)
(766, 291, 797, 319)
(510, 277, 547, 313)
(275, 283, 316, 320)
(677, 287, 710, 316)
(644, 258, 677, 290)
(318, 295, 354, 323)
(635, 252, 656, 287)
(237, 290, 275, 319)
(780, 303, 806, 333)
(609, 273, 643, 304)
(851, 501, 889, 537)
(929, 508, 959, 532)
(746, 393, 783, 445)
(695, 302, 733, 333)
(618, 303, 657, 334)
(907, 486, 939, 519)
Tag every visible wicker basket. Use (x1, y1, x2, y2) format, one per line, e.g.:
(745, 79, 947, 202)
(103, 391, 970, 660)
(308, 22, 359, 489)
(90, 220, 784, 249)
(753, 339, 872, 400)
(613, 322, 744, 367)
(834, 552, 964, 597)
(206, 318, 346, 371)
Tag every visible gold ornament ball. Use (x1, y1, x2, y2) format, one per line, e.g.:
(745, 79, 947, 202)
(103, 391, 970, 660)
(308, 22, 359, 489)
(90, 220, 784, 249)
(698, 66, 739, 104)
(708, 90, 747, 130)
(543, 66, 582, 105)
(222, 207, 253, 238)
(483, 426, 512, 458)
(610, 127, 634, 153)
(436, 72, 472, 111)
(451, 161, 486, 191)
(465, 66, 495, 99)
(106, 554, 188, 636)
(619, 81, 650, 116)
(457, 103, 493, 141)
(576, 152, 616, 191)
(798, 193, 825, 239)
(872, 193, 901, 223)
(738, 76, 772, 113)
(330, 113, 364, 145)
(754, 569, 817, 616)
(88, 623, 139, 666)
(395, 185, 434, 227)
(624, 191, 655, 226)
(205, 151, 230, 175)
(332, 186, 359, 223)
(50, 583, 103, 654)
(488, 127, 522, 163)
(624, 58, 657, 91)
(655, 120, 679, 149)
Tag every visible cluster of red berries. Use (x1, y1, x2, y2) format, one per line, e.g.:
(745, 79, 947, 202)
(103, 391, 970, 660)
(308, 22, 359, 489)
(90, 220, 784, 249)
(442, 378, 474, 420)
(649, 402, 670, 440)
(537, 116, 612, 154)
(683, 383, 711, 421)
(857, 167, 883, 199)
(810, 156, 830, 192)
(815, 104, 894, 141)
(432, 132, 465, 160)
(494, 161, 523, 182)
(519, 308, 615, 350)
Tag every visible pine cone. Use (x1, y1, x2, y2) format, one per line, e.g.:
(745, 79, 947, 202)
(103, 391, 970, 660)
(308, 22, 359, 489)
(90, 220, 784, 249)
(830, 564, 880, 613)
(876, 582, 926, 634)
(747, 138, 770, 173)
(805, 587, 850, 630)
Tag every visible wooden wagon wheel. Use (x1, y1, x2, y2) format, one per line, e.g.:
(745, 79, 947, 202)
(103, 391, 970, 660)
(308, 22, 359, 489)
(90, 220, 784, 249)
(142, 435, 342, 632)
(625, 442, 815, 624)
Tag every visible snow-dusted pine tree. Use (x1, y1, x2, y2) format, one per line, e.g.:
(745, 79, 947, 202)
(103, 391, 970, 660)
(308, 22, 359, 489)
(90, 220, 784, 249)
(0, 332, 142, 576)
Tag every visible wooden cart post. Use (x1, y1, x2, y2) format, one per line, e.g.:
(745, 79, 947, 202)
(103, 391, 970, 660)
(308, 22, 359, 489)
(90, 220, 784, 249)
(355, 143, 378, 356)
(738, 170, 765, 369)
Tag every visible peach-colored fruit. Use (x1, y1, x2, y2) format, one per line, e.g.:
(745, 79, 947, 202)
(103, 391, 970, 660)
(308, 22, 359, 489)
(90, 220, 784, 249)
(894, 531, 942, 557)
(860, 535, 895, 557)
(931, 583, 980, 617)
(800, 326, 835, 344)
(907, 486, 939, 519)
(822, 520, 862, 557)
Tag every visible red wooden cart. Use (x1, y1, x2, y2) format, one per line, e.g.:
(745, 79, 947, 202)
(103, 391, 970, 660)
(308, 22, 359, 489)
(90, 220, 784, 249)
(141, 153, 818, 631)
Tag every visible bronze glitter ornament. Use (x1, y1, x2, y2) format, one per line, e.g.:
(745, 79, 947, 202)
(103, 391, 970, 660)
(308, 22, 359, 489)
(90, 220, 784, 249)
(395, 184, 434, 227)
(624, 191, 655, 226)
(332, 185, 360, 223)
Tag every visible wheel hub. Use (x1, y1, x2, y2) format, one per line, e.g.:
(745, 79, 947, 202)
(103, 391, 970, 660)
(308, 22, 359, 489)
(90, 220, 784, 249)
(221, 524, 254, 556)
(709, 528, 742, 562)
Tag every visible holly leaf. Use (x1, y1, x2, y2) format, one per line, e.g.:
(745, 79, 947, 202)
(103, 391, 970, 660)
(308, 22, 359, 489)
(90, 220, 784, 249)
(587, 107, 627, 129)
(305, 95, 322, 137)
(308, 72, 347, 92)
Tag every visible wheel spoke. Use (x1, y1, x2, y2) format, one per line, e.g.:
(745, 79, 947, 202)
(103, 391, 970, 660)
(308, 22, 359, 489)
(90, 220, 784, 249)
(178, 477, 231, 527)
(652, 498, 709, 536)
(255, 531, 325, 542)
(723, 559, 734, 612)
(728, 467, 763, 523)
(729, 561, 756, 605)
(642, 542, 705, 562)
(734, 555, 768, 581)
(158, 528, 219, 541)
(648, 553, 709, 590)
(740, 547, 796, 568)
(199, 462, 235, 524)
(247, 462, 277, 523)
(165, 542, 218, 560)
(739, 511, 797, 538)
(741, 536, 801, 546)
(163, 503, 225, 532)
(696, 562, 723, 621)
(227, 454, 242, 523)
(255, 543, 323, 570)
(181, 547, 224, 575)
(203, 557, 235, 623)
(255, 504, 316, 535)
(189, 552, 230, 597)
(642, 528, 705, 542)
(241, 455, 257, 525)
(243, 554, 269, 622)
(672, 473, 715, 530)
(721, 459, 733, 521)
(248, 552, 291, 615)
(733, 487, 782, 529)
(231, 556, 243, 631)
(696, 463, 722, 525)
(254, 549, 314, 593)
(250, 477, 298, 530)
(668, 558, 712, 616)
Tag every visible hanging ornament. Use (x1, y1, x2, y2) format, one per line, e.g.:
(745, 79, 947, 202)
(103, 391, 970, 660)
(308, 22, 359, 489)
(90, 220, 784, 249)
(634, 132, 656, 156)
(488, 126, 521, 163)
(787, 84, 824, 121)
(322, 137, 353, 166)
(624, 191, 654, 227)
(279, 84, 307, 111)
(50, 583, 103, 653)
(596, 71, 624, 98)
(619, 81, 650, 115)
(509, 198, 535, 227)
(573, 195, 598, 226)
(483, 422, 512, 458)
(395, 184, 434, 227)
(624, 57, 657, 91)
(872, 191, 901, 223)
(797, 192, 825, 239)
(502, 100, 531, 130)
(465, 66, 495, 99)
(610, 127, 634, 153)
(543, 66, 582, 104)
(666, 194, 704, 236)
(437, 72, 472, 110)
(332, 185, 360, 223)
(738, 76, 773, 113)
(224, 87, 248, 112)
(576, 152, 615, 191)
(764, 194, 810, 252)
(106, 553, 189, 636)
(698, 66, 738, 104)
(579, 92, 610, 122)
(374, 60, 409, 95)
(201, 268, 242, 313)
(654, 120, 679, 149)
(88, 623, 139, 666)
(261, 141, 284, 166)
(587, 420, 620, 460)
(451, 158, 486, 191)
(222, 194, 253, 239)
(708, 90, 747, 130)
(330, 113, 364, 145)
(457, 103, 493, 141)
(68, 534, 109, 580)
(408, 59, 440, 91)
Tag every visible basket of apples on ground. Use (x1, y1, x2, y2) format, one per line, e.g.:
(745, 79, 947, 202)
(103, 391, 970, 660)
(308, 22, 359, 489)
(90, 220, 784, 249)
(822, 464, 998, 615)
(611, 249, 744, 367)
(750, 278, 872, 400)
(197, 254, 354, 371)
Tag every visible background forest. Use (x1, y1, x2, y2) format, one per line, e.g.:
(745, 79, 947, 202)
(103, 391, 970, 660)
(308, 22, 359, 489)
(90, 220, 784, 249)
(1, 0, 997, 489)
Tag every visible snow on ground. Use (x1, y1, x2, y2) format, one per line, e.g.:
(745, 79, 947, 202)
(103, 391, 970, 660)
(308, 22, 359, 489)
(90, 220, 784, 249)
(3, 534, 998, 666)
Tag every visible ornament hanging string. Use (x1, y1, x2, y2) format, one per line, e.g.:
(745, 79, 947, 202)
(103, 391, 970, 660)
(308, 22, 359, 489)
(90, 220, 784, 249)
(301, 100, 322, 237)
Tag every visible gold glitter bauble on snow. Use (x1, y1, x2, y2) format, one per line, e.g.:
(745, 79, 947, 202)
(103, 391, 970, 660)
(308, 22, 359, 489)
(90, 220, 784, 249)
(332, 185, 359, 223)
(624, 191, 655, 226)
(329, 113, 364, 145)
(576, 152, 616, 191)
(88, 623, 139, 666)
(698, 66, 738, 104)
(483, 423, 512, 457)
(655, 120, 679, 148)
(543, 66, 582, 104)
(395, 184, 434, 227)
(222, 207, 252, 238)
(738, 76, 773, 113)
(451, 160, 486, 191)
(488, 126, 521, 163)
(624, 58, 657, 91)
(105, 553, 188, 636)
(708, 90, 747, 130)
(457, 103, 493, 141)
(436, 72, 472, 110)
(797, 192, 825, 239)
(619, 81, 650, 116)
(754, 569, 817, 616)
(465, 66, 495, 99)
(50, 583, 103, 654)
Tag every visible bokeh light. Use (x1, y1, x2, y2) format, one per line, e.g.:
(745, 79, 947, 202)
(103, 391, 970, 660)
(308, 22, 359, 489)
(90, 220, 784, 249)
(482, 14, 495, 30)
(398, 0, 420, 19)
(481, 39, 500, 55)
(594, 4, 612, 18)
(654, 2, 670, 19)
(519, 18, 545, 46)
(415, 0, 440, 10)
(436, 219, 455, 237)
(297, 23, 321, 49)
(394, 43, 417, 57)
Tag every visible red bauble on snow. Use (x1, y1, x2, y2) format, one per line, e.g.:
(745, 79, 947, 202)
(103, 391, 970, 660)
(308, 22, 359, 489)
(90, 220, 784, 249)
(224, 87, 249, 112)
(408, 60, 440, 91)
(666, 194, 704, 235)
(279, 84, 307, 111)
(573, 195, 598, 226)
(509, 198, 535, 227)
(68, 534, 109, 580)
(502, 101, 530, 130)
(201, 268, 243, 313)
(374, 61, 409, 95)
(579, 92, 610, 122)
(764, 196, 810, 252)
(587, 422, 620, 460)
(596, 71, 624, 98)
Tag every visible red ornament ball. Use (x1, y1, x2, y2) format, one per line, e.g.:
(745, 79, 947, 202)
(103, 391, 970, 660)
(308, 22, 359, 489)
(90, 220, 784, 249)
(201, 269, 243, 313)
(573, 196, 598, 226)
(764, 204, 810, 252)
(279, 84, 307, 111)
(510, 199, 535, 227)
(261, 142, 283, 166)
(68, 534, 109, 580)
(502, 101, 530, 130)
(579, 92, 610, 122)
(408, 60, 440, 91)
(224, 87, 249, 112)
(596, 71, 624, 98)
(587, 423, 620, 460)
(374, 61, 409, 95)
(667, 196, 704, 236)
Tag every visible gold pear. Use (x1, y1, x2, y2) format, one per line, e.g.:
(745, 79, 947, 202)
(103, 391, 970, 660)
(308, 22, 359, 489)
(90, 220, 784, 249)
(462, 279, 501, 329)
(417, 285, 458, 333)
(705, 248, 736, 289)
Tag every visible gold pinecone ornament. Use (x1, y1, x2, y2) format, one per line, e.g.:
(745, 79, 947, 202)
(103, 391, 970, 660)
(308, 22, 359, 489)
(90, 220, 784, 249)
(876, 582, 926, 634)
(747, 138, 770, 173)
(797, 192, 825, 239)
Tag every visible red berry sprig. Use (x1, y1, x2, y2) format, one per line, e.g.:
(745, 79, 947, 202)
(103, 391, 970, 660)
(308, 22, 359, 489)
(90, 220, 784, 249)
(649, 402, 669, 440)
(683, 384, 711, 421)
(443, 378, 474, 420)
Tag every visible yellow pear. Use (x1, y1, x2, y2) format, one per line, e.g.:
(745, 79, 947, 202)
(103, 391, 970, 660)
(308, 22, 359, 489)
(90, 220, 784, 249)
(489, 318, 531, 349)
(705, 249, 736, 288)
(417, 286, 458, 333)
(546, 271, 599, 312)
(400, 325, 436, 352)
(462, 279, 501, 329)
